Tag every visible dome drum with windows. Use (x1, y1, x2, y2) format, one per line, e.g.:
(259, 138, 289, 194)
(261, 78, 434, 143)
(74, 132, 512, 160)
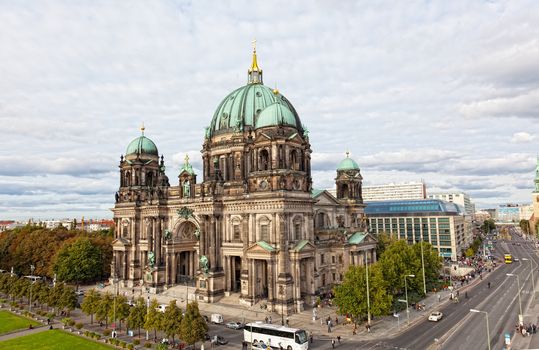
(206, 43, 305, 138)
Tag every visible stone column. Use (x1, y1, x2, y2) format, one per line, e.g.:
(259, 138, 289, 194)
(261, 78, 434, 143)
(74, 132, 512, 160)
(156, 218, 162, 267)
(277, 213, 289, 279)
(209, 215, 216, 271)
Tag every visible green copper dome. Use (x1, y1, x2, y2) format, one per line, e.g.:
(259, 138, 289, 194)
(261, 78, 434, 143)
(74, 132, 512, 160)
(207, 48, 303, 137)
(255, 102, 297, 129)
(126, 135, 158, 156)
(208, 84, 302, 136)
(337, 156, 360, 171)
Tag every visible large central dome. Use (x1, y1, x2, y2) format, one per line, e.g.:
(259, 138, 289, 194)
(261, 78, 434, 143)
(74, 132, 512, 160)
(207, 47, 303, 137)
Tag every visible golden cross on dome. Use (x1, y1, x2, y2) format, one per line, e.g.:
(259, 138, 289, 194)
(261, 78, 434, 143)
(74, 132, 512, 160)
(252, 39, 257, 53)
(345, 150, 350, 158)
(140, 122, 145, 136)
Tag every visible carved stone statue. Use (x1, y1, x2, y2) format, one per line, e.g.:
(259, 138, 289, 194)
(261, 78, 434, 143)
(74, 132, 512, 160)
(199, 255, 209, 274)
(183, 180, 190, 197)
(148, 251, 155, 268)
(164, 229, 172, 241)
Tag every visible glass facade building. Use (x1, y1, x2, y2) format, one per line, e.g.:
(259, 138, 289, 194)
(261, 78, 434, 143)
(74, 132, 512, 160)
(365, 199, 467, 261)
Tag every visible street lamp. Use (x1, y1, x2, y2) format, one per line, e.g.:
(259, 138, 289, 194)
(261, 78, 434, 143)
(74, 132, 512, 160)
(470, 309, 491, 350)
(145, 295, 150, 340)
(403, 274, 415, 325)
(29, 264, 35, 312)
(506, 273, 523, 318)
(113, 272, 118, 332)
(521, 258, 536, 302)
(419, 237, 426, 295)
(364, 252, 371, 327)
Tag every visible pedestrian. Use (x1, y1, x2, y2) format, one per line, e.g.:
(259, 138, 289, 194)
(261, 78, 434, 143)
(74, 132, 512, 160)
(335, 316, 339, 325)
(310, 334, 313, 343)
(438, 294, 441, 302)
(269, 316, 272, 324)
(47, 318, 50, 325)
(286, 317, 289, 327)
(337, 336, 341, 343)
(352, 326, 357, 335)
(327, 321, 332, 333)
(331, 339, 335, 348)
(265, 316, 268, 323)
(465, 291, 468, 299)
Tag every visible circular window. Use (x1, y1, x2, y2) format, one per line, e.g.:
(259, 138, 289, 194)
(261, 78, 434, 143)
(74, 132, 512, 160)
(259, 180, 268, 190)
(256, 109, 262, 115)
(256, 91, 262, 97)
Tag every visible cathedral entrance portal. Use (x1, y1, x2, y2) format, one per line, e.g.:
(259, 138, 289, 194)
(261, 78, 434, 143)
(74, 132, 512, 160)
(254, 260, 269, 299)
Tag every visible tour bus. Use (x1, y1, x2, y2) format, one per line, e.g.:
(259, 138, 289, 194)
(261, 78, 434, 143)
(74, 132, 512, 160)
(244, 322, 309, 350)
(505, 254, 512, 264)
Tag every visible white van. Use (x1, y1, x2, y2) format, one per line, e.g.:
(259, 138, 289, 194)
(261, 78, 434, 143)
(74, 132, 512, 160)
(210, 314, 224, 324)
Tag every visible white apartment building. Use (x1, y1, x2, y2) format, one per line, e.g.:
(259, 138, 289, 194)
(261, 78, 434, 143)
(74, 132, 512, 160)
(362, 181, 426, 202)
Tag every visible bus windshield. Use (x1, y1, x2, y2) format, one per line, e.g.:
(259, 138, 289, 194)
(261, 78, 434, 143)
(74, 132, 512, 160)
(295, 330, 308, 344)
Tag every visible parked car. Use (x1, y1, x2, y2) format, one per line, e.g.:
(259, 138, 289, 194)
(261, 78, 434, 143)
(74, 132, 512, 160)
(428, 311, 443, 322)
(211, 335, 228, 345)
(225, 321, 244, 330)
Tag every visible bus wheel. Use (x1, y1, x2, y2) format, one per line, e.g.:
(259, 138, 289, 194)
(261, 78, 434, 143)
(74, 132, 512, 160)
(253, 339, 258, 345)
(287, 346, 292, 350)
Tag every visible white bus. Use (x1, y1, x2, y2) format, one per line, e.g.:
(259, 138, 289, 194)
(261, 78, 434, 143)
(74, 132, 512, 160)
(244, 322, 309, 350)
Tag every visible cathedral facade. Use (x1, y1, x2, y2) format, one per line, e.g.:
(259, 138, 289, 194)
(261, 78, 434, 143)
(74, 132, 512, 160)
(111, 48, 377, 314)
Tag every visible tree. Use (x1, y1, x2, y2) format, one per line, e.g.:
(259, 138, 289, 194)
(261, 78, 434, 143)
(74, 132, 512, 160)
(53, 237, 103, 286)
(334, 264, 392, 329)
(60, 286, 78, 315)
(127, 297, 147, 338)
(375, 232, 395, 258)
(145, 298, 163, 341)
(377, 240, 421, 295)
(180, 301, 208, 348)
(111, 294, 130, 332)
(482, 219, 496, 234)
(37, 282, 51, 310)
(96, 292, 114, 328)
(520, 219, 530, 235)
(163, 300, 182, 342)
(81, 289, 101, 324)
(410, 241, 443, 293)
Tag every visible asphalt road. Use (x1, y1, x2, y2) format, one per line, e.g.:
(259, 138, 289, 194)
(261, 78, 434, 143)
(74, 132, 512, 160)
(364, 229, 538, 350)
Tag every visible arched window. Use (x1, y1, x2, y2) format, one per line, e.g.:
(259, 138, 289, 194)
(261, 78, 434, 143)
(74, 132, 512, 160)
(290, 150, 298, 170)
(341, 184, 349, 198)
(259, 149, 269, 171)
(125, 172, 131, 186)
(278, 145, 284, 168)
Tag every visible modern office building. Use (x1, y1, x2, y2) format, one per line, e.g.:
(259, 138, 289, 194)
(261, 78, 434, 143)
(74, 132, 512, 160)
(365, 199, 467, 261)
(362, 181, 426, 202)
(110, 48, 377, 314)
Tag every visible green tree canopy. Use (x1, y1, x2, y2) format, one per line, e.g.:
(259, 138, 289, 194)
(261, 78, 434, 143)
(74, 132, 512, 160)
(128, 297, 147, 338)
(334, 263, 392, 327)
(96, 292, 114, 328)
(81, 289, 101, 324)
(53, 237, 103, 285)
(111, 294, 130, 331)
(163, 300, 182, 342)
(145, 298, 163, 341)
(180, 301, 208, 347)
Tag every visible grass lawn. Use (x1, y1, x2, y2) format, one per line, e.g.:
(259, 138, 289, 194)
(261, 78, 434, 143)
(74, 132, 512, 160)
(0, 330, 114, 349)
(0, 311, 40, 335)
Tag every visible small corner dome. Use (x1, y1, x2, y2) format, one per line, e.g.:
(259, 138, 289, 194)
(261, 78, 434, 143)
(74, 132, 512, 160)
(126, 135, 158, 156)
(337, 156, 360, 171)
(255, 102, 297, 129)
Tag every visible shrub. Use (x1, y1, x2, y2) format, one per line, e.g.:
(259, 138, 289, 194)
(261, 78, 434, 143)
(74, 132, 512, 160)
(75, 323, 83, 330)
(47, 312, 55, 319)
(103, 329, 111, 336)
(144, 342, 152, 348)
(68, 319, 75, 326)
(120, 341, 127, 348)
(127, 344, 134, 350)
(61, 317, 72, 326)
(133, 339, 140, 345)
(84, 330, 90, 337)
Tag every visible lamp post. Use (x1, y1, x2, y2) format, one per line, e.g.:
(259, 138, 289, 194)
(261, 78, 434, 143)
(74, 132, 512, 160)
(113, 272, 118, 331)
(506, 273, 523, 318)
(145, 295, 150, 340)
(279, 285, 285, 326)
(29, 264, 35, 312)
(420, 239, 426, 295)
(365, 252, 371, 327)
(470, 309, 491, 350)
(403, 274, 415, 325)
(522, 258, 536, 302)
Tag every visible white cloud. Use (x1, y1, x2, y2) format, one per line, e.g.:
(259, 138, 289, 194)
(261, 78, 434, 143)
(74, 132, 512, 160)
(511, 132, 535, 143)
(1, 0, 539, 219)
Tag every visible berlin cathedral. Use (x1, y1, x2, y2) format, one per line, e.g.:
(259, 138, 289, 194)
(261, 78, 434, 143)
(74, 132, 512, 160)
(111, 46, 377, 315)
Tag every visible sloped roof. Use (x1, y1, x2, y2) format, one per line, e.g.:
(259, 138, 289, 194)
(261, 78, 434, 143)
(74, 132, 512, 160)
(348, 232, 367, 244)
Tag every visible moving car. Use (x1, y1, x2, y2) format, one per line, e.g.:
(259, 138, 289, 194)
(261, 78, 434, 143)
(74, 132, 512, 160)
(211, 335, 228, 345)
(428, 311, 443, 322)
(225, 321, 244, 330)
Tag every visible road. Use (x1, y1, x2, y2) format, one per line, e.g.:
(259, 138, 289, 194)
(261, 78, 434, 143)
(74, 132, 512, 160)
(364, 228, 538, 350)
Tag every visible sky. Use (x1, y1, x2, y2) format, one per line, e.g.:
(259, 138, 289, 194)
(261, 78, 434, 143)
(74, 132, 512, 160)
(1, 0, 539, 220)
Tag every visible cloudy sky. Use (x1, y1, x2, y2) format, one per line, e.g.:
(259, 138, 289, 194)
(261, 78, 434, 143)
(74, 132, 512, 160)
(1, 0, 538, 220)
